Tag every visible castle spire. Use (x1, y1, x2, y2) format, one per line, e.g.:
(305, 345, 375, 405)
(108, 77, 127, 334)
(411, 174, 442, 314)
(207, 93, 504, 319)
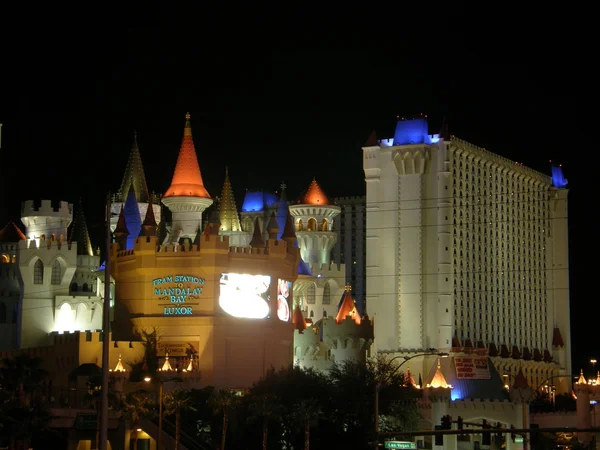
(218, 166, 242, 232)
(123, 185, 142, 249)
(292, 304, 307, 333)
(266, 211, 279, 240)
(297, 178, 332, 205)
(163, 113, 211, 199)
(68, 200, 94, 256)
(427, 358, 451, 388)
(114, 205, 129, 250)
(0, 222, 26, 242)
(118, 131, 150, 203)
(335, 285, 361, 325)
(249, 217, 265, 248)
(139, 197, 158, 237)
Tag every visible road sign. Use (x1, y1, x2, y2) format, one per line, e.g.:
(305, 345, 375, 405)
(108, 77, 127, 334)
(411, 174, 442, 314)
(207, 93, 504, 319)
(385, 442, 417, 449)
(75, 413, 98, 430)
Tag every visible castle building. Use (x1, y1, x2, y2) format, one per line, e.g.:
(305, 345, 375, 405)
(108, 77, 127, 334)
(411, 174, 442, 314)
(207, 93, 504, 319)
(363, 116, 571, 393)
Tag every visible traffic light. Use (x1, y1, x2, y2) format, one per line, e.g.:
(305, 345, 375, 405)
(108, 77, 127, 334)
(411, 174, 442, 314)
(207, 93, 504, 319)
(434, 425, 443, 446)
(441, 414, 452, 430)
(482, 419, 491, 446)
(510, 425, 516, 443)
(457, 416, 464, 430)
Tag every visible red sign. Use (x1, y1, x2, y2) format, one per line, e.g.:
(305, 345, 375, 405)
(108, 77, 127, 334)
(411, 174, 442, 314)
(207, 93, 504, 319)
(454, 357, 491, 380)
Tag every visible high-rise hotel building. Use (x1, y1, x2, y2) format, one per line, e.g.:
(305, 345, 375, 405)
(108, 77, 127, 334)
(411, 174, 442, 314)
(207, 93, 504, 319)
(363, 116, 571, 391)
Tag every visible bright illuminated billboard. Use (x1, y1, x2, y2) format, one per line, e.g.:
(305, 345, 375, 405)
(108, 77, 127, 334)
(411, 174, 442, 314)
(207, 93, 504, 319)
(219, 273, 271, 319)
(277, 279, 292, 322)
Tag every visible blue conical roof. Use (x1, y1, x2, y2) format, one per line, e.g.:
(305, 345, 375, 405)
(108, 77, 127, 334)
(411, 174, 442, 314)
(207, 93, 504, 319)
(123, 186, 141, 249)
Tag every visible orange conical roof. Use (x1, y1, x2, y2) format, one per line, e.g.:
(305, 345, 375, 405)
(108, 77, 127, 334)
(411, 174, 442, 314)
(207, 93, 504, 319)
(163, 113, 211, 199)
(0, 222, 26, 242)
(292, 304, 307, 333)
(335, 285, 361, 325)
(298, 178, 332, 205)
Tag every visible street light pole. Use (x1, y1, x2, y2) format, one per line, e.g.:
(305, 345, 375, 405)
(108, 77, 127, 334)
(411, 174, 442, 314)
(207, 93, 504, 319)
(99, 194, 111, 450)
(374, 351, 449, 448)
(158, 380, 163, 450)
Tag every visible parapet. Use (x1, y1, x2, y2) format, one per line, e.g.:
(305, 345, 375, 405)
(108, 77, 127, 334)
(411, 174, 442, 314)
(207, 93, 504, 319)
(21, 200, 73, 219)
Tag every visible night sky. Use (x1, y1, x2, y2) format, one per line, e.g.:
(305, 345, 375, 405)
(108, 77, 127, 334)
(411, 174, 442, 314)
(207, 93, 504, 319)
(0, 26, 591, 379)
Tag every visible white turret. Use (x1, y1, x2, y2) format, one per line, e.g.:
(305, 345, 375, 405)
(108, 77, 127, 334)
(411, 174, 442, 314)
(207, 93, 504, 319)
(20, 200, 73, 241)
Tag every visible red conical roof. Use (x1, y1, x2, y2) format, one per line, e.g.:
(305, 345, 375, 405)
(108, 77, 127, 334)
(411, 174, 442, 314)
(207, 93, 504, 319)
(297, 178, 332, 206)
(163, 113, 211, 199)
(292, 304, 307, 333)
(335, 285, 361, 325)
(0, 222, 26, 242)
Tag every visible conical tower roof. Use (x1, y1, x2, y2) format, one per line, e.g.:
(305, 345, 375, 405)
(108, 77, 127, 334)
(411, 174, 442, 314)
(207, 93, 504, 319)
(123, 186, 142, 249)
(118, 131, 150, 203)
(297, 178, 333, 206)
(68, 200, 94, 256)
(163, 113, 211, 199)
(267, 211, 279, 234)
(114, 205, 129, 237)
(139, 198, 158, 237)
(218, 167, 242, 232)
(427, 359, 450, 388)
(249, 217, 265, 247)
(512, 367, 529, 389)
(292, 304, 307, 333)
(280, 212, 297, 241)
(0, 222, 26, 242)
(335, 285, 361, 325)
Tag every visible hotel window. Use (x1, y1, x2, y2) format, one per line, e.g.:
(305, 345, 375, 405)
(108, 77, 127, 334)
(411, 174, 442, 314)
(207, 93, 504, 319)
(51, 259, 62, 285)
(307, 284, 316, 304)
(33, 259, 44, 284)
(323, 283, 331, 305)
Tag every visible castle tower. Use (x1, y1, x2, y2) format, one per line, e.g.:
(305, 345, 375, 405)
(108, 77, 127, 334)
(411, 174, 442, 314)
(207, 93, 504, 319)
(123, 185, 142, 250)
(161, 113, 213, 243)
(111, 131, 161, 232)
(289, 178, 341, 269)
(68, 201, 101, 294)
(20, 200, 73, 241)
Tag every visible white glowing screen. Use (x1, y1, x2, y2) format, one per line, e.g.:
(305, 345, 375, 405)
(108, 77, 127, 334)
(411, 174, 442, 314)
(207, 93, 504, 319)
(219, 273, 271, 319)
(277, 279, 291, 322)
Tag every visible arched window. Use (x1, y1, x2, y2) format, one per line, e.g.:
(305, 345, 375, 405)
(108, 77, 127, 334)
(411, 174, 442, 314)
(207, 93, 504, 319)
(1, 254, 9, 264)
(82, 283, 89, 292)
(307, 218, 317, 231)
(307, 284, 316, 304)
(322, 283, 331, 305)
(296, 219, 303, 232)
(71, 283, 78, 292)
(51, 259, 62, 285)
(320, 219, 329, 231)
(33, 260, 44, 284)
(0, 303, 6, 323)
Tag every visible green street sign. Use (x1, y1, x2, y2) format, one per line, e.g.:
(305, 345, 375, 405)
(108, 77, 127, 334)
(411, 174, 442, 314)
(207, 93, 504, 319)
(385, 441, 417, 449)
(75, 413, 98, 430)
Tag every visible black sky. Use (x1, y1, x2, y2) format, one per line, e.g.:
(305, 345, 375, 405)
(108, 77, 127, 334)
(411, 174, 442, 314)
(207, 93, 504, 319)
(0, 22, 593, 378)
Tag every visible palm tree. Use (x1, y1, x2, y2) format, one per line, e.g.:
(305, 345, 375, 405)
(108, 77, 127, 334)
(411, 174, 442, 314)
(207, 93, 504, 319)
(120, 391, 153, 450)
(248, 394, 282, 450)
(291, 398, 322, 450)
(209, 389, 240, 450)
(163, 388, 197, 450)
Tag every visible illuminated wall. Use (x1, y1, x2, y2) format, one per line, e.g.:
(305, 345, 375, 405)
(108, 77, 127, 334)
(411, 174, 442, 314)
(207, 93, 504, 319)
(111, 231, 299, 389)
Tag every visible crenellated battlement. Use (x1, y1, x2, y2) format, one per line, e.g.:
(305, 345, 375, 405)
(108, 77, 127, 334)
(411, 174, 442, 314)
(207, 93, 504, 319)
(21, 200, 73, 218)
(20, 238, 75, 252)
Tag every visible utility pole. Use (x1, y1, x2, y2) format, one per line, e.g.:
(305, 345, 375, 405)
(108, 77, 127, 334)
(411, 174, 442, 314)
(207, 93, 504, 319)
(99, 194, 111, 450)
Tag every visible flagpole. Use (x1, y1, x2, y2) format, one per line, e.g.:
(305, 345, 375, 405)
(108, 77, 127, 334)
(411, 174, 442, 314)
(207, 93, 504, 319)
(99, 193, 111, 450)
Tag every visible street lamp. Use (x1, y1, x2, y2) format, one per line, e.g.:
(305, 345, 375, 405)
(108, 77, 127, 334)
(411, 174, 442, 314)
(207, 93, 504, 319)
(374, 350, 449, 447)
(145, 376, 164, 450)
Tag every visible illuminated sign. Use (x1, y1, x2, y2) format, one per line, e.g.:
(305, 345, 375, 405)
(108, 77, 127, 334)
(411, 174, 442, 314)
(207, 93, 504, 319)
(157, 341, 199, 357)
(219, 273, 271, 319)
(277, 279, 291, 322)
(152, 275, 205, 316)
(454, 357, 491, 380)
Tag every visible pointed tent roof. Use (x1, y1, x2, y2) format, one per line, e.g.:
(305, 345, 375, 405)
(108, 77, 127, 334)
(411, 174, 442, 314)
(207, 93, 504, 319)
(139, 199, 158, 237)
(427, 358, 451, 388)
(163, 113, 211, 199)
(335, 285, 361, 325)
(552, 327, 565, 347)
(512, 367, 529, 389)
(218, 167, 242, 232)
(249, 217, 265, 247)
(292, 304, 307, 333)
(405, 368, 417, 387)
(114, 205, 129, 237)
(160, 353, 173, 372)
(68, 201, 93, 256)
(113, 355, 126, 372)
(267, 211, 279, 235)
(123, 186, 142, 250)
(365, 130, 378, 146)
(297, 178, 333, 206)
(576, 369, 587, 385)
(280, 212, 297, 241)
(0, 221, 26, 242)
(118, 131, 151, 203)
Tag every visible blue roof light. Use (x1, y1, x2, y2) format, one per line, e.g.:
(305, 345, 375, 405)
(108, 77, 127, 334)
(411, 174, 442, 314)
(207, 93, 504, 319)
(393, 117, 436, 145)
(551, 165, 568, 188)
